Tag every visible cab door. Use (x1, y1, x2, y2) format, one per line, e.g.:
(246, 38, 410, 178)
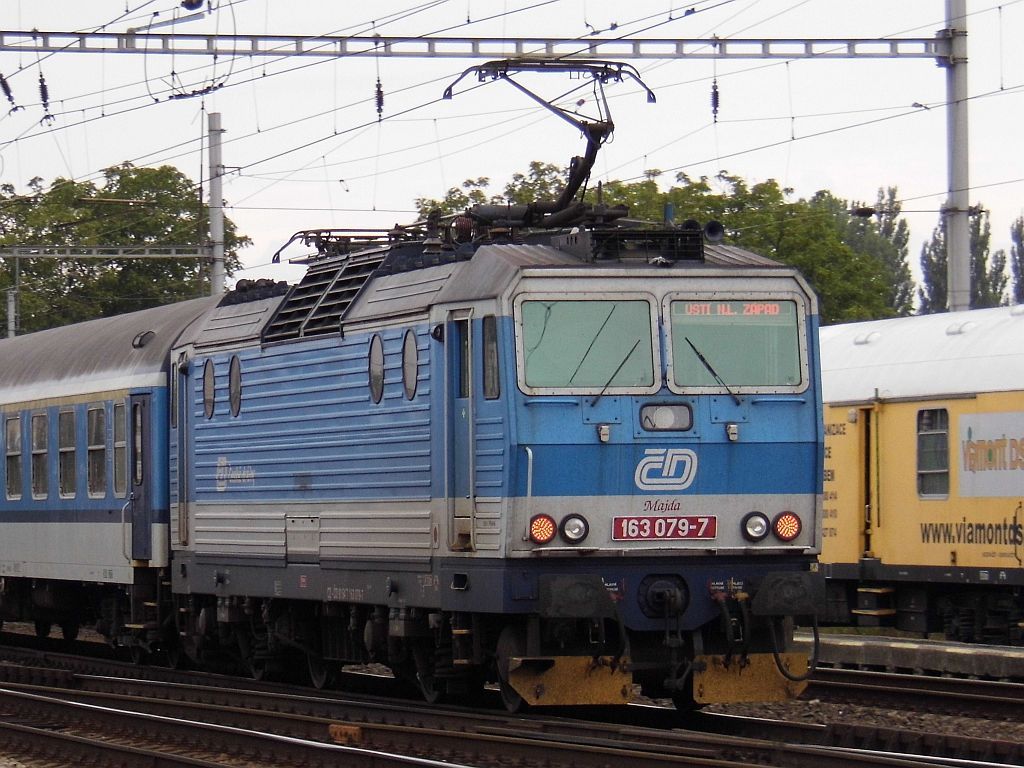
(128, 394, 153, 562)
(446, 311, 475, 550)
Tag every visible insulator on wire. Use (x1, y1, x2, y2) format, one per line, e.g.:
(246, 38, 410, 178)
(711, 78, 720, 123)
(0, 73, 15, 107)
(38, 73, 49, 110)
(37, 72, 54, 124)
(375, 78, 384, 120)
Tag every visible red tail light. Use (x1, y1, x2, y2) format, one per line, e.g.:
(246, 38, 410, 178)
(772, 511, 802, 542)
(529, 514, 557, 544)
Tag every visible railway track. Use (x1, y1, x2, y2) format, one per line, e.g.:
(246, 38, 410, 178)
(0, 653, 1018, 767)
(807, 666, 1024, 720)
(1, 630, 1022, 767)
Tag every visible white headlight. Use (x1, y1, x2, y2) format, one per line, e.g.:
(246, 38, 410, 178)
(742, 512, 770, 542)
(560, 514, 590, 543)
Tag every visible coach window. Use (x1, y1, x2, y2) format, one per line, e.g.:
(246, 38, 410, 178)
(58, 411, 76, 498)
(369, 334, 385, 404)
(5, 416, 21, 500)
(87, 406, 106, 497)
(113, 402, 127, 497)
(482, 315, 500, 400)
(133, 403, 144, 486)
(31, 413, 48, 499)
(229, 356, 242, 417)
(402, 330, 417, 400)
(203, 359, 216, 419)
(917, 408, 949, 496)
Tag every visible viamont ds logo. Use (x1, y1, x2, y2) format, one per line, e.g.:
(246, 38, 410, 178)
(634, 448, 698, 491)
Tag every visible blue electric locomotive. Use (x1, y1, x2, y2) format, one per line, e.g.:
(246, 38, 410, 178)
(0, 61, 823, 710)
(0, 223, 823, 709)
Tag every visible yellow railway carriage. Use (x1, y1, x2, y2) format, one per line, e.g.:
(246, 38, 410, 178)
(819, 306, 1024, 644)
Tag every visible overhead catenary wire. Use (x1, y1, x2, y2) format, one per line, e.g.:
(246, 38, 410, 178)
(2, 0, 1023, 279)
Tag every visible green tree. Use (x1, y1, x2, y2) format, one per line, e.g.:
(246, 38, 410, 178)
(504, 161, 566, 204)
(918, 221, 947, 313)
(0, 163, 249, 333)
(868, 188, 913, 315)
(919, 208, 1008, 312)
(414, 177, 498, 218)
(414, 167, 905, 324)
(1010, 216, 1024, 304)
(970, 210, 1008, 308)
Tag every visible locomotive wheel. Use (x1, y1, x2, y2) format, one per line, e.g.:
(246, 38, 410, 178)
(129, 645, 148, 666)
(412, 643, 444, 704)
(495, 626, 526, 713)
(307, 652, 334, 690)
(671, 687, 699, 712)
(248, 656, 268, 681)
(33, 620, 52, 638)
(60, 622, 79, 642)
(162, 641, 185, 670)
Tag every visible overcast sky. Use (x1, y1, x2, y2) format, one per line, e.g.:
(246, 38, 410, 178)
(1, 1, 1021, 294)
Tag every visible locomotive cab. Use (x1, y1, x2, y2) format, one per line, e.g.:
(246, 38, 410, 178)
(427, 238, 825, 707)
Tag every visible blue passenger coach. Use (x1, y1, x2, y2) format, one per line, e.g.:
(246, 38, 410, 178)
(0, 298, 218, 642)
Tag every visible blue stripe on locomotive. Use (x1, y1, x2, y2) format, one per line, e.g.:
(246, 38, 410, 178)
(188, 312, 820, 503)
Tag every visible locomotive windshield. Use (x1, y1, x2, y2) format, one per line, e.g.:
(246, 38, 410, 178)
(520, 299, 655, 389)
(669, 299, 802, 389)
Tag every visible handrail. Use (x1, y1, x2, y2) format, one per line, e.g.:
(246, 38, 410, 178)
(522, 446, 534, 541)
(121, 494, 134, 561)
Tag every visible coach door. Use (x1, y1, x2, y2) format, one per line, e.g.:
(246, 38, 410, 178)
(128, 394, 154, 562)
(446, 311, 475, 550)
(175, 360, 190, 546)
(858, 406, 876, 556)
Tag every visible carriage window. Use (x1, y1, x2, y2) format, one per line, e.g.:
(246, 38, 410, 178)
(133, 403, 144, 487)
(369, 334, 385, 404)
(203, 359, 216, 419)
(5, 416, 21, 500)
(58, 411, 76, 498)
(669, 300, 801, 389)
(483, 315, 500, 400)
(519, 300, 654, 390)
(87, 407, 106, 497)
(917, 408, 949, 496)
(229, 355, 242, 417)
(402, 330, 418, 400)
(31, 413, 48, 499)
(113, 402, 127, 497)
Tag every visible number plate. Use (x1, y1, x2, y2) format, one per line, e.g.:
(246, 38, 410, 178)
(611, 515, 717, 541)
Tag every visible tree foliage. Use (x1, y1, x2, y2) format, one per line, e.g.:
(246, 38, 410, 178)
(918, 209, 1008, 312)
(415, 167, 909, 325)
(0, 163, 249, 333)
(1011, 216, 1024, 305)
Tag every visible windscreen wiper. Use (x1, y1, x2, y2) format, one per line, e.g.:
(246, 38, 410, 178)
(685, 337, 741, 406)
(590, 337, 643, 407)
